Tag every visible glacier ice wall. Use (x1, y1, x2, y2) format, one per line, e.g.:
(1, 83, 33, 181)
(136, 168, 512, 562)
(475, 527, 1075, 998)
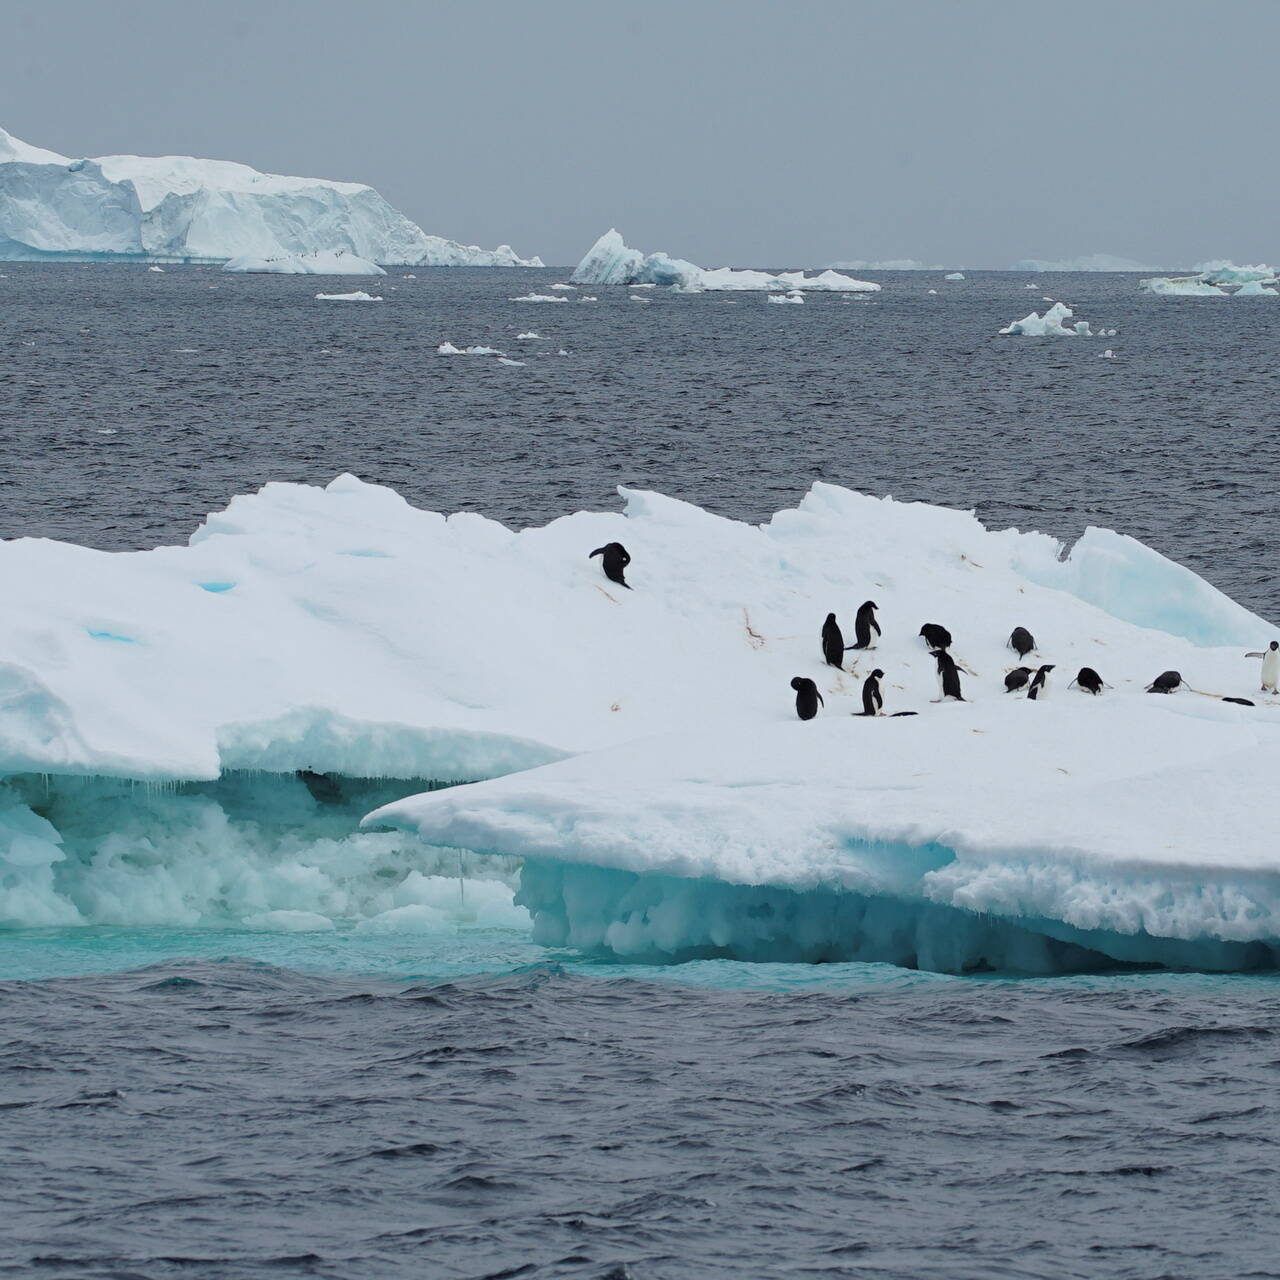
(0, 127, 542, 266)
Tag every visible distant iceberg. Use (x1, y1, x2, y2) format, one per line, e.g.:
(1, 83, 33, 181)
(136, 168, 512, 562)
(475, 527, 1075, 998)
(0, 126, 543, 267)
(223, 250, 385, 276)
(1012, 254, 1163, 273)
(572, 229, 880, 292)
(828, 258, 938, 271)
(1194, 260, 1276, 285)
(1140, 261, 1276, 297)
(944, 272, 964, 280)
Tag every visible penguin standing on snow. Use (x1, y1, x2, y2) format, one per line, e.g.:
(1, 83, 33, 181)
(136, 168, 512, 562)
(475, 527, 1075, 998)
(1004, 667, 1034, 693)
(791, 676, 824, 721)
(1246, 641, 1280, 694)
(822, 613, 852, 669)
(1008, 627, 1036, 660)
(931, 649, 965, 701)
(1025, 664, 1055, 700)
(858, 669, 885, 716)
(589, 542, 631, 588)
(852, 601, 881, 650)
(1070, 667, 1106, 695)
(1146, 670, 1186, 694)
(919, 623, 952, 651)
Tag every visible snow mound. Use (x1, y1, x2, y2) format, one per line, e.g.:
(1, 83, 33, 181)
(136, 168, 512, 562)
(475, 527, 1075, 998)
(223, 249, 386, 276)
(999, 301, 1098, 336)
(571, 229, 880, 292)
(0, 126, 541, 267)
(315, 291, 381, 302)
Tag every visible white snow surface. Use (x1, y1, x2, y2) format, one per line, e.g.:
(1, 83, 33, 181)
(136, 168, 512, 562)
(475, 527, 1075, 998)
(3, 475, 1278, 961)
(222, 249, 385, 276)
(0, 126, 542, 266)
(571, 229, 880, 292)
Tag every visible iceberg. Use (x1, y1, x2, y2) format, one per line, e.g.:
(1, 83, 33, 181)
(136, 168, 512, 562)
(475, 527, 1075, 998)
(571, 229, 880, 292)
(1141, 263, 1276, 296)
(1140, 276, 1229, 297)
(1234, 279, 1278, 296)
(222, 249, 385, 276)
(2, 476, 1277, 969)
(944, 272, 965, 280)
(0, 126, 542, 267)
(1012, 254, 1163, 273)
(999, 301, 1096, 336)
(828, 258, 937, 271)
(1195, 260, 1276, 285)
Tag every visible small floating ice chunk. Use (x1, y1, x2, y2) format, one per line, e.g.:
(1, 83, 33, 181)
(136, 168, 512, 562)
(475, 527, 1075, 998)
(550, 282, 576, 290)
(497, 357, 524, 367)
(768, 290, 805, 305)
(147, 265, 164, 272)
(999, 301, 1096, 336)
(927, 288, 938, 295)
(556, 348, 569, 355)
(629, 294, 650, 302)
(515, 332, 542, 339)
(403, 273, 417, 279)
(511, 293, 567, 302)
(1099, 348, 1116, 358)
(438, 342, 504, 356)
(578, 296, 597, 302)
(315, 291, 382, 301)
(944, 272, 964, 280)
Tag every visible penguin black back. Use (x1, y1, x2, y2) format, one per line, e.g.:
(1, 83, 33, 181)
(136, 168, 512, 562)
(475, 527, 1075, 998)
(1072, 667, 1104, 695)
(919, 623, 952, 651)
(1026, 664, 1055, 700)
(1009, 626, 1035, 659)
(931, 649, 965, 701)
(1004, 667, 1034, 693)
(859, 668, 885, 716)
(791, 676, 824, 721)
(852, 601, 881, 650)
(821, 613, 847, 669)
(589, 542, 631, 588)
(1146, 670, 1184, 694)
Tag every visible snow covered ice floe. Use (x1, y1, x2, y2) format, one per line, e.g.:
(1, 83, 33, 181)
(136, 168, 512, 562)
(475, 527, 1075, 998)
(571, 229, 880, 292)
(315, 290, 381, 302)
(223, 249, 385, 276)
(0, 126, 542, 267)
(2, 476, 1278, 969)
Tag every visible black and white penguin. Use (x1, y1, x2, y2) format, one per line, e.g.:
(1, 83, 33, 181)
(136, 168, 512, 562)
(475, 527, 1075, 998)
(1245, 641, 1280, 694)
(852, 601, 881, 650)
(1026, 664, 1055, 700)
(822, 613, 851, 669)
(1008, 627, 1036, 660)
(919, 623, 952, 651)
(791, 676, 824, 721)
(1070, 667, 1105, 696)
(930, 649, 965, 701)
(859, 669, 885, 716)
(1004, 667, 1034, 693)
(589, 542, 631, 588)
(1146, 670, 1185, 694)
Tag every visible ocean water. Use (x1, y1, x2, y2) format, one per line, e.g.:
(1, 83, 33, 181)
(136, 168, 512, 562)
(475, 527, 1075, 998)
(3, 264, 1280, 1278)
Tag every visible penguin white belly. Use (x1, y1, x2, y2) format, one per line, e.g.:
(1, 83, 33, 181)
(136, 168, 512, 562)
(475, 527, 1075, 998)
(1263, 649, 1280, 690)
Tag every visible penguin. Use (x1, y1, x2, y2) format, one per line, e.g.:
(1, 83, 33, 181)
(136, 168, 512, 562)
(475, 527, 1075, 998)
(1004, 667, 1034, 693)
(589, 542, 631, 588)
(1070, 667, 1105, 695)
(930, 649, 965, 701)
(1025, 664, 1055, 700)
(1223, 696, 1256, 707)
(858, 669, 884, 716)
(1008, 627, 1036, 660)
(791, 676, 824, 721)
(852, 601, 881, 650)
(1245, 640, 1280, 693)
(1146, 670, 1185, 694)
(822, 613, 851, 669)
(919, 623, 952, 651)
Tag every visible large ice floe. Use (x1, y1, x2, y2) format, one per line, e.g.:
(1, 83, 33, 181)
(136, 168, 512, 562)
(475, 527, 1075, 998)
(0, 126, 542, 266)
(3, 477, 1279, 972)
(571, 229, 880, 292)
(1140, 262, 1277, 297)
(222, 249, 385, 276)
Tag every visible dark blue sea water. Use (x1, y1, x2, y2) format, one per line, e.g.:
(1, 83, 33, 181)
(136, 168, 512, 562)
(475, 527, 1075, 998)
(2, 264, 1280, 1279)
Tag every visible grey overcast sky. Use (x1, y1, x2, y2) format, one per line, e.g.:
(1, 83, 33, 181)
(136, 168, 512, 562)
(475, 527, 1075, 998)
(2, 0, 1276, 269)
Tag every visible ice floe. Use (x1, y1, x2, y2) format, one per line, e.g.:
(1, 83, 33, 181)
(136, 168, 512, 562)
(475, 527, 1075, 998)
(224, 249, 385, 276)
(314, 291, 381, 302)
(512, 293, 568, 303)
(437, 342, 504, 356)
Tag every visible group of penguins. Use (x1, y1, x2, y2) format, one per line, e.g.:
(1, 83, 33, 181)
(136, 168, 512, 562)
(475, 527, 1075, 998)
(585, 542, 1280, 722)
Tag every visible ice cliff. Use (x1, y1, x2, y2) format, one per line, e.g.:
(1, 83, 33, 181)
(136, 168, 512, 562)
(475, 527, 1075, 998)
(571, 229, 880, 292)
(2, 477, 1277, 970)
(0, 127, 542, 266)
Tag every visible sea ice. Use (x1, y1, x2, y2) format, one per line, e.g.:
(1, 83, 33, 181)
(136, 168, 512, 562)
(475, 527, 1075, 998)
(437, 343, 504, 356)
(512, 293, 568, 303)
(944, 272, 964, 280)
(1234, 280, 1278, 297)
(767, 290, 804, 304)
(1140, 276, 1230, 297)
(315, 291, 381, 302)
(999, 301, 1096, 336)
(571, 229, 880, 293)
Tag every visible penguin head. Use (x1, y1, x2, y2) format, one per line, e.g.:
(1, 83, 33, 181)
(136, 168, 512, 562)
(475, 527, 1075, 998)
(825, 612, 836, 624)
(790, 676, 806, 691)
(863, 600, 878, 611)
(1271, 641, 1279, 651)
(1039, 664, 1056, 673)
(870, 668, 884, 679)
